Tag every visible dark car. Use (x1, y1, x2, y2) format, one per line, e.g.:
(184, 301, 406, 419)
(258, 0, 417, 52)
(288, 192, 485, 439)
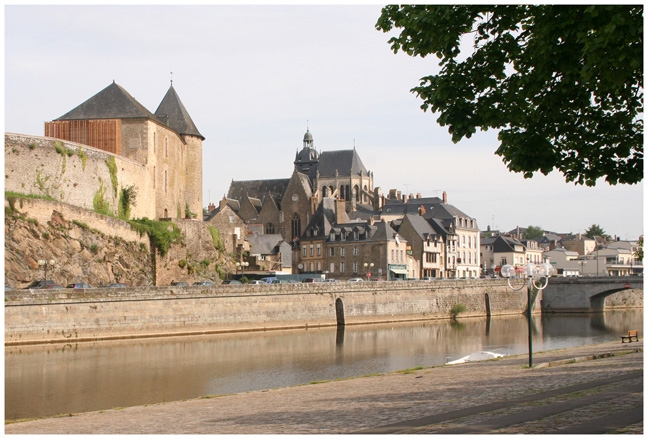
(170, 281, 189, 286)
(302, 278, 319, 283)
(221, 280, 241, 285)
(24, 280, 57, 289)
(67, 283, 93, 289)
(193, 281, 214, 286)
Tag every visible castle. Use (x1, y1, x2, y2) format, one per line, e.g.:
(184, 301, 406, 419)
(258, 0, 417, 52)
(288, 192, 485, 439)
(6, 80, 203, 220)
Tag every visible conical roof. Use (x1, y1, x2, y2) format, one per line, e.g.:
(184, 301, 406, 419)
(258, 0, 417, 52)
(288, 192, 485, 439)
(155, 84, 204, 140)
(56, 81, 157, 121)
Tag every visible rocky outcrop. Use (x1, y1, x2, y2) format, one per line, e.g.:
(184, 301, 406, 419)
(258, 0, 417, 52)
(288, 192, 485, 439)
(5, 206, 153, 288)
(4, 198, 236, 288)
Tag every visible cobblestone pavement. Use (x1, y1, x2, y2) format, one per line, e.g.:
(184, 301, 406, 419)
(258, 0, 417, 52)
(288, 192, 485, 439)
(5, 340, 643, 434)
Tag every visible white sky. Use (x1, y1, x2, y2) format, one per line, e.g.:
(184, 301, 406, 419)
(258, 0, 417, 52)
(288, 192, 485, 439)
(4, 4, 644, 240)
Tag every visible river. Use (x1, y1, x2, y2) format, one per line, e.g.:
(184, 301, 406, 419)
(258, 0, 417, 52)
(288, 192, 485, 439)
(5, 309, 643, 421)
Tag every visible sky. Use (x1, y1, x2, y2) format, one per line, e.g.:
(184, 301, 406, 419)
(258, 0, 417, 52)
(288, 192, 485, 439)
(4, 4, 644, 240)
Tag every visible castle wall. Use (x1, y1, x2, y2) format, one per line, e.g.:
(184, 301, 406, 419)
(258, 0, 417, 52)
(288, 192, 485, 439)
(5, 133, 152, 219)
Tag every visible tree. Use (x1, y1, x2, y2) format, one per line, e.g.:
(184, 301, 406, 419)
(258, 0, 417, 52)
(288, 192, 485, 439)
(584, 224, 611, 241)
(635, 236, 643, 261)
(376, 5, 643, 186)
(524, 226, 545, 240)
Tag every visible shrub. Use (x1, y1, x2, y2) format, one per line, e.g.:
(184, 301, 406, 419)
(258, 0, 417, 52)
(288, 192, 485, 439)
(450, 303, 466, 320)
(129, 218, 182, 257)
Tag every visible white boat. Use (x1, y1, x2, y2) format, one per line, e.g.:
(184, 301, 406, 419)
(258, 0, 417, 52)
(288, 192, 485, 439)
(447, 351, 506, 365)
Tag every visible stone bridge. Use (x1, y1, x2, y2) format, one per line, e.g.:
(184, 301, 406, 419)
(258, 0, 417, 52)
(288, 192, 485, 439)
(541, 276, 643, 313)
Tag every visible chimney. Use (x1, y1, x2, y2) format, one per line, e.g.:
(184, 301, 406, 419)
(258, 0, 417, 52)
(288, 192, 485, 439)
(418, 205, 426, 216)
(219, 196, 228, 210)
(208, 202, 216, 212)
(335, 198, 348, 224)
(417, 193, 421, 199)
(442, 191, 448, 204)
(402, 194, 407, 202)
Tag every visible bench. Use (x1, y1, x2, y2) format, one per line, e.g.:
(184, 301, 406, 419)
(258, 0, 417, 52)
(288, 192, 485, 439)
(620, 330, 639, 343)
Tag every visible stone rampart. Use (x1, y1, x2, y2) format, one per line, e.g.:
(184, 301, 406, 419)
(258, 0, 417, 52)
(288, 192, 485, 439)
(5, 280, 526, 345)
(4, 133, 153, 219)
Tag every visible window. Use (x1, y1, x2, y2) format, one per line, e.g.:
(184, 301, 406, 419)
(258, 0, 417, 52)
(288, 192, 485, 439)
(291, 213, 301, 241)
(309, 262, 314, 272)
(309, 245, 314, 257)
(329, 247, 335, 257)
(340, 247, 346, 257)
(330, 262, 335, 273)
(165, 137, 168, 158)
(164, 170, 167, 193)
(302, 245, 307, 257)
(352, 261, 358, 273)
(317, 262, 322, 271)
(340, 261, 345, 272)
(265, 223, 275, 234)
(316, 244, 321, 256)
(353, 246, 358, 256)
(391, 249, 394, 261)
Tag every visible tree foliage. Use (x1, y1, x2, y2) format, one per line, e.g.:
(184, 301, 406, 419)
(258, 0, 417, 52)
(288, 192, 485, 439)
(584, 224, 610, 240)
(524, 225, 544, 240)
(376, 5, 643, 186)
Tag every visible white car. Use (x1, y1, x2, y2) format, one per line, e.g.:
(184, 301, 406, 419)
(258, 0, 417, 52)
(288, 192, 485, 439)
(248, 280, 264, 285)
(347, 278, 364, 282)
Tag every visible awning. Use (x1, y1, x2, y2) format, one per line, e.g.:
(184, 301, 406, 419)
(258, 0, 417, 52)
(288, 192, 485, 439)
(390, 267, 408, 275)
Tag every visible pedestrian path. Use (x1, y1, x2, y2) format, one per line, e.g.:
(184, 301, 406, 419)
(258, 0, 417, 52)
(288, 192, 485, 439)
(5, 340, 643, 434)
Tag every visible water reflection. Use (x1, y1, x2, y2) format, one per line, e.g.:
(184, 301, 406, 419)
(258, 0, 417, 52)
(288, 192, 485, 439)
(5, 310, 642, 421)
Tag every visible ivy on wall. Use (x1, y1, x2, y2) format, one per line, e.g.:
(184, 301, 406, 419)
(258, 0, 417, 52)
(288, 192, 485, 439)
(105, 156, 118, 198)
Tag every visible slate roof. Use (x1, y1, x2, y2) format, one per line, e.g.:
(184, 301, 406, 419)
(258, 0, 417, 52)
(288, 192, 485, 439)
(382, 197, 444, 216)
(56, 81, 157, 121)
(302, 198, 340, 239)
(248, 234, 285, 256)
(403, 214, 438, 240)
(227, 179, 290, 203)
(316, 150, 368, 177)
(155, 84, 204, 140)
(56, 81, 204, 140)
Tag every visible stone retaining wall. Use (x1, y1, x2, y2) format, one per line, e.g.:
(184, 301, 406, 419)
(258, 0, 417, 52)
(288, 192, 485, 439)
(5, 280, 525, 345)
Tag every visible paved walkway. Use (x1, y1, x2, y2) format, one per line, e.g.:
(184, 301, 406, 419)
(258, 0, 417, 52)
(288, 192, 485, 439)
(5, 340, 643, 434)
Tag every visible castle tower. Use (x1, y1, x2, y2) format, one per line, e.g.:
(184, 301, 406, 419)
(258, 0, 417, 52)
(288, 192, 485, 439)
(155, 83, 205, 219)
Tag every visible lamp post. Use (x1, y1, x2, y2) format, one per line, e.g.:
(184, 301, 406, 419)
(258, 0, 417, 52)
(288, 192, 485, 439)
(363, 262, 374, 281)
(501, 260, 554, 368)
(38, 259, 56, 285)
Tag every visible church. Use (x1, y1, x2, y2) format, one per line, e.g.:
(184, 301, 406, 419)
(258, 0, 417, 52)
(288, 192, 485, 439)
(221, 129, 381, 246)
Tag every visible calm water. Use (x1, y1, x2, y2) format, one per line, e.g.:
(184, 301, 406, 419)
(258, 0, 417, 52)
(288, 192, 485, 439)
(5, 310, 643, 420)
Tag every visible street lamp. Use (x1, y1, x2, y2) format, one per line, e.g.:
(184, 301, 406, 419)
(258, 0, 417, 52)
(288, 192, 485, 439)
(38, 259, 56, 285)
(501, 260, 554, 368)
(363, 262, 374, 280)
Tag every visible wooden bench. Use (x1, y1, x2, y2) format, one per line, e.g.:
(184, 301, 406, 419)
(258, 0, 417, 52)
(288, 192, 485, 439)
(621, 330, 639, 343)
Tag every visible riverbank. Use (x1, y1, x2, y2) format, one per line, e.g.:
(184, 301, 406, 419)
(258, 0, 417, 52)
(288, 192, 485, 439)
(5, 339, 643, 434)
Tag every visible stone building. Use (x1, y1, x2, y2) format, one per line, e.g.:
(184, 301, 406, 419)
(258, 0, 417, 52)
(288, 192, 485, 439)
(43, 80, 204, 219)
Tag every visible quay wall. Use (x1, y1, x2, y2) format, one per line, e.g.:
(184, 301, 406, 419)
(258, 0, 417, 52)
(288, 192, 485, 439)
(5, 280, 526, 345)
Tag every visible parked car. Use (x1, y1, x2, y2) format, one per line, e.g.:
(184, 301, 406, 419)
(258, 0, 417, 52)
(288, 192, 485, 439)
(347, 278, 364, 282)
(323, 279, 340, 282)
(67, 283, 93, 289)
(261, 277, 279, 284)
(24, 280, 57, 289)
(221, 280, 241, 285)
(170, 281, 189, 286)
(193, 281, 215, 286)
(248, 280, 264, 285)
(106, 283, 129, 288)
(301, 278, 321, 283)
(45, 284, 65, 289)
